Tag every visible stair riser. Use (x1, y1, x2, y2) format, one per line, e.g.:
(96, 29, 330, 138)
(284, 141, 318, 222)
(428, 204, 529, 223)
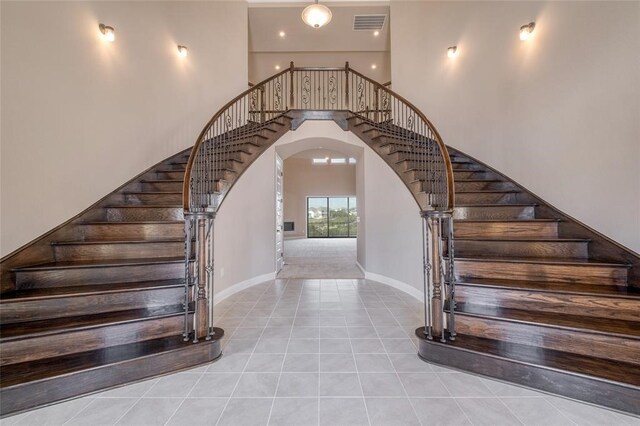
(416, 337, 640, 416)
(106, 207, 183, 222)
(455, 193, 522, 204)
(455, 181, 517, 191)
(79, 223, 185, 240)
(0, 287, 184, 323)
(454, 222, 558, 238)
(456, 286, 640, 321)
(453, 240, 589, 259)
(0, 315, 186, 366)
(0, 338, 222, 417)
(386, 144, 467, 159)
(141, 182, 185, 192)
(388, 152, 471, 165)
(53, 241, 186, 262)
(164, 163, 187, 171)
(453, 171, 500, 180)
(451, 163, 486, 171)
(15, 262, 184, 289)
(455, 259, 628, 285)
(125, 193, 182, 205)
(453, 206, 535, 220)
(455, 315, 640, 365)
(155, 171, 185, 180)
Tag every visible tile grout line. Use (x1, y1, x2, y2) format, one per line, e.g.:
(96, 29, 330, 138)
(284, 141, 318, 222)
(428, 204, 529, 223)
(347, 278, 373, 426)
(215, 283, 273, 426)
(266, 278, 302, 426)
(370, 282, 425, 425)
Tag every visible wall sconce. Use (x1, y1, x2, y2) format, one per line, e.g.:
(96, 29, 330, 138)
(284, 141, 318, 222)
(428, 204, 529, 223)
(447, 46, 458, 59)
(275, 65, 281, 70)
(373, 31, 380, 37)
(371, 64, 377, 70)
(279, 31, 286, 38)
(99, 24, 115, 42)
(520, 22, 535, 41)
(177, 45, 188, 58)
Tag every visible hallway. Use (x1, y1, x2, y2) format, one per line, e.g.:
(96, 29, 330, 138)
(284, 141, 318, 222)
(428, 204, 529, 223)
(278, 238, 363, 279)
(4, 279, 637, 426)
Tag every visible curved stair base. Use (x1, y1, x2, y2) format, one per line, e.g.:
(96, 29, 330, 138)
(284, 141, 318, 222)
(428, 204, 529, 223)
(415, 328, 640, 416)
(0, 329, 224, 417)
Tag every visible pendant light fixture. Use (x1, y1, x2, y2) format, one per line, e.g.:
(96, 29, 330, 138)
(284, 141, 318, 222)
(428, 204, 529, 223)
(302, 0, 332, 29)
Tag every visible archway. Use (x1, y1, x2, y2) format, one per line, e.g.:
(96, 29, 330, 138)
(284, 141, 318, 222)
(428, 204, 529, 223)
(181, 65, 456, 346)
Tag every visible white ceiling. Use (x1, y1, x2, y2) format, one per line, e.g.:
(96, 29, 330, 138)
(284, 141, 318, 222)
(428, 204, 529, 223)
(249, 5, 390, 53)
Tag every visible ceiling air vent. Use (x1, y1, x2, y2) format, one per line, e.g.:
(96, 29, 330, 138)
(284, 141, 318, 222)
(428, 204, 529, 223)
(353, 14, 386, 31)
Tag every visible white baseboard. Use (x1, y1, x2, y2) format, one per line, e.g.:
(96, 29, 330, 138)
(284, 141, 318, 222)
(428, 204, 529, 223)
(362, 270, 423, 301)
(213, 272, 276, 305)
(212, 268, 423, 304)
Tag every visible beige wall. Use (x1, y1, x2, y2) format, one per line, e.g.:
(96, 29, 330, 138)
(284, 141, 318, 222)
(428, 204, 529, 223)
(0, 1, 248, 256)
(283, 153, 357, 238)
(214, 145, 277, 295)
(249, 52, 391, 84)
(391, 1, 640, 252)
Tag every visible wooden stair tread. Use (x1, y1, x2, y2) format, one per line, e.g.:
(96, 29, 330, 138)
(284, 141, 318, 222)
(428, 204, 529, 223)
(0, 304, 186, 341)
(456, 278, 640, 298)
(11, 257, 186, 272)
(124, 192, 182, 195)
(422, 333, 640, 387)
(454, 219, 559, 223)
(454, 303, 640, 339)
(82, 221, 184, 224)
(455, 190, 520, 194)
(455, 203, 537, 207)
(453, 237, 589, 242)
(0, 335, 217, 388)
(140, 179, 184, 183)
(0, 279, 185, 302)
(51, 238, 184, 246)
(455, 179, 505, 182)
(452, 255, 630, 267)
(104, 204, 181, 208)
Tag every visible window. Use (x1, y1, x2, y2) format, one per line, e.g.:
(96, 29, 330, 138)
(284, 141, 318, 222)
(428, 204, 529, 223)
(307, 197, 357, 238)
(330, 158, 346, 164)
(312, 158, 328, 164)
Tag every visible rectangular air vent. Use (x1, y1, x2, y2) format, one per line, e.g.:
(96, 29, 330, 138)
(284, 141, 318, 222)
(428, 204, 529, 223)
(353, 14, 386, 31)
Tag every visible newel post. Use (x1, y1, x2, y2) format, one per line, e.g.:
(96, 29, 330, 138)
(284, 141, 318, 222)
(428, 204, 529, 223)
(184, 211, 216, 343)
(421, 210, 452, 343)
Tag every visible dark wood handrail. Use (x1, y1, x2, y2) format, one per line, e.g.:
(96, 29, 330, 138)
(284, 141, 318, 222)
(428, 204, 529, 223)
(346, 66, 455, 210)
(183, 64, 455, 212)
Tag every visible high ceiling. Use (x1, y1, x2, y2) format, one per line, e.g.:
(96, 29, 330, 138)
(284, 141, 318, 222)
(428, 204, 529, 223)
(248, 4, 391, 82)
(249, 5, 390, 53)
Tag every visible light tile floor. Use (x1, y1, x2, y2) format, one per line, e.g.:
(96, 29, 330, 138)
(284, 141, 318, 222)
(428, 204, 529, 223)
(4, 279, 639, 426)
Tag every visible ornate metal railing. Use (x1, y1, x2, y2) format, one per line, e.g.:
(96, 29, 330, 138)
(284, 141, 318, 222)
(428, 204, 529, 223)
(181, 63, 456, 344)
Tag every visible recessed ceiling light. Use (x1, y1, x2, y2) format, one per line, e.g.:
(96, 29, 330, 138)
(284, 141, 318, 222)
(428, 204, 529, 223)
(371, 64, 377, 70)
(177, 45, 188, 58)
(275, 65, 281, 70)
(279, 31, 286, 38)
(373, 31, 380, 37)
(447, 46, 457, 59)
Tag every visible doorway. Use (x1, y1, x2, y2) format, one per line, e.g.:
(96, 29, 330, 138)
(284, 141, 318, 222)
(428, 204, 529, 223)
(276, 147, 363, 279)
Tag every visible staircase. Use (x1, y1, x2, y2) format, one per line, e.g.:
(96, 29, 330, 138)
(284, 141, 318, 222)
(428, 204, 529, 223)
(2, 63, 638, 418)
(347, 115, 640, 415)
(0, 116, 292, 416)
